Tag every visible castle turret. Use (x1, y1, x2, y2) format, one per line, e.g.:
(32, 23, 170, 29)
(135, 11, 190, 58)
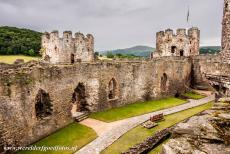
(188, 27, 200, 56)
(41, 31, 95, 64)
(221, 0, 230, 58)
(151, 27, 200, 58)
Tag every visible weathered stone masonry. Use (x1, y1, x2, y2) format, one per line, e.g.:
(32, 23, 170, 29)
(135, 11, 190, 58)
(151, 27, 200, 58)
(41, 31, 94, 64)
(0, 57, 192, 149)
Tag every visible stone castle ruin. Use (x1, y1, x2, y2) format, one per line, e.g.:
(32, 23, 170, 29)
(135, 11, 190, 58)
(151, 27, 200, 58)
(41, 31, 94, 64)
(0, 0, 230, 153)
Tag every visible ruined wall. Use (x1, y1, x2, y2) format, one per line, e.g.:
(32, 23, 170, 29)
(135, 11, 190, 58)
(0, 57, 192, 148)
(222, 0, 230, 53)
(151, 27, 200, 58)
(192, 55, 230, 95)
(41, 31, 94, 64)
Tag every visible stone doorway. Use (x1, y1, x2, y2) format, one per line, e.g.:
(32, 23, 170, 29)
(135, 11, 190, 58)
(72, 83, 88, 112)
(161, 73, 168, 92)
(35, 89, 53, 119)
(108, 78, 118, 99)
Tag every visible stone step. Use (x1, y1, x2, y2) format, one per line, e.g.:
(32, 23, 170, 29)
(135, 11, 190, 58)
(75, 112, 89, 122)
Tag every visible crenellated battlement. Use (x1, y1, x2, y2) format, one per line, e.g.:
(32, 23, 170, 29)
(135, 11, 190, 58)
(156, 27, 200, 39)
(41, 31, 95, 64)
(42, 31, 94, 42)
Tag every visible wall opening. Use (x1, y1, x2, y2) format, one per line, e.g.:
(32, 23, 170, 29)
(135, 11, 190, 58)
(72, 83, 88, 112)
(71, 54, 75, 64)
(35, 89, 53, 119)
(108, 78, 118, 99)
(161, 73, 168, 92)
(171, 46, 177, 53)
(180, 50, 184, 56)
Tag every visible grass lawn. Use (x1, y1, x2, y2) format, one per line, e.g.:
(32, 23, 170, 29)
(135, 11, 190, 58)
(0, 55, 39, 64)
(101, 102, 213, 154)
(17, 123, 97, 154)
(89, 97, 187, 122)
(182, 91, 205, 100)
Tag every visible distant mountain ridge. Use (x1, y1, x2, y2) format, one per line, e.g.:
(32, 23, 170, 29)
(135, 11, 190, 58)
(100, 45, 155, 57)
(100, 45, 221, 57)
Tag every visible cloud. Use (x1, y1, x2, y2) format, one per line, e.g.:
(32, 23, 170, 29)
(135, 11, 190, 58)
(0, 0, 224, 50)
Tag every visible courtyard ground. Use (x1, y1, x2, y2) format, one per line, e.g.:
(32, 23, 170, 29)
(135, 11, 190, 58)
(0, 55, 39, 64)
(89, 97, 187, 122)
(17, 123, 97, 154)
(182, 91, 206, 99)
(101, 102, 212, 154)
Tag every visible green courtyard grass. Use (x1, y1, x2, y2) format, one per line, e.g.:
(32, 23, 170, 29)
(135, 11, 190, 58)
(0, 55, 39, 64)
(89, 97, 187, 122)
(101, 102, 213, 154)
(182, 91, 205, 100)
(17, 123, 97, 154)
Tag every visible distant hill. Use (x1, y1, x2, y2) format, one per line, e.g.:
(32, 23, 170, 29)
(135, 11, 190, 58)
(0, 26, 42, 56)
(200, 46, 221, 54)
(100, 46, 221, 57)
(100, 45, 155, 57)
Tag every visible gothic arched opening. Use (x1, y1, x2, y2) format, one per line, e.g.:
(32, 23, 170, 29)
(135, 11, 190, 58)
(108, 78, 118, 99)
(71, 54, 75, 64)
(180, 50, 184, 56)
(171, 46, 177, 53)
(72, 83, 88, 112)
(35, 89, 53, 119)
(161, 73, 168, 92)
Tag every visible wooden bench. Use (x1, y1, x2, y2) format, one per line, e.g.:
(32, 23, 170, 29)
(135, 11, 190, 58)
(150, 113, 164, 122)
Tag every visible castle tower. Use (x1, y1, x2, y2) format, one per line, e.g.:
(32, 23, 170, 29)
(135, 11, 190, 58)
(41, 31, 95, 64)
(221, 0, 230, 57)
(151, 27, 200, 58)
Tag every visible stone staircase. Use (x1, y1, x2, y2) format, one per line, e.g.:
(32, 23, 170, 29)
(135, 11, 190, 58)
(74, 112, 89, 122)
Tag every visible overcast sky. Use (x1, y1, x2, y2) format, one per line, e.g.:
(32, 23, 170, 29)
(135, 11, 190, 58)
(0, 0, 224, 50)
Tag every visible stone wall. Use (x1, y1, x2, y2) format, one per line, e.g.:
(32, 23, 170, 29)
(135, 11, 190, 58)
(221, 0, 230, 55)
(41, 31, 94, 64)
(151, 27, 200, 58)
(0, 57, 192, 148)
(192, 55, 230, 95)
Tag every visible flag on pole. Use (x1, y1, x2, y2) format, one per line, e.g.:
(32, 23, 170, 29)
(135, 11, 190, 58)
(187, 5, 190, 23)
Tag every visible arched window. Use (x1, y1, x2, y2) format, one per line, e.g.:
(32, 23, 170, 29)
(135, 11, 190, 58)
(161, 73, 168, 92)
(72, 83, 88, 112)
(35, 89, 53, 119)
(108, 78, 118, 99)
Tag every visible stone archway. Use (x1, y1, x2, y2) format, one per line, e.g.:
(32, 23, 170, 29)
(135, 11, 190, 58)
(108, 78, 118, 100)
(161, 73, 168, 92)
(35, 89, 53, 119)
(72, 83, 88, 112)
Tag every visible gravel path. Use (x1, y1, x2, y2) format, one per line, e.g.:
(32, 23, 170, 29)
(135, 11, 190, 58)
(76, 95, 214, 154)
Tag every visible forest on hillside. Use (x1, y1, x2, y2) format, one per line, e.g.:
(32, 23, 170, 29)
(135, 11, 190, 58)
(0, 26, 42, 56)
